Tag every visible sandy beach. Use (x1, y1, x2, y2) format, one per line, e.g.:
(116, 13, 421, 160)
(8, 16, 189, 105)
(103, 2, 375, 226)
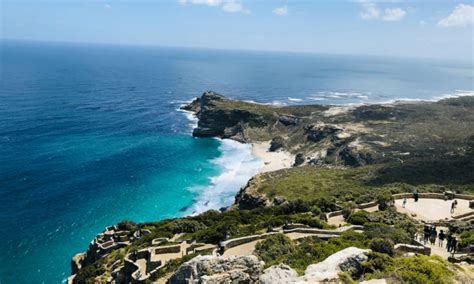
(251, 141, 294, 173)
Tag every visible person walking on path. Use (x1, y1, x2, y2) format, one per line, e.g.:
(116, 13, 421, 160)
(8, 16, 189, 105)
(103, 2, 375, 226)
(429, 227, 437, 246)
(451, 237, 457, 255)
(438, 230, 446, 247)
(451, 201, 456, 214)
(447, 234, 453, 252)
(423, 226, 430, 245)
(402, 197, 407, 208)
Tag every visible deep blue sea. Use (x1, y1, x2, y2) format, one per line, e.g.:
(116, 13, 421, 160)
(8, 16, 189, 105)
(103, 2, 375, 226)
(0, 40, 472, 283)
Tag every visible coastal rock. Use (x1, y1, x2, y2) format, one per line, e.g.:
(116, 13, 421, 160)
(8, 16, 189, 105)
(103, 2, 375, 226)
(180, 97, 201, 113)
(294, 153, 305, 166)
(269, 136, 285, 152)
(279, 115, 299, 126)
(189, 91, 268, 142)
(167, 255, 263, 284)
(305, 124, 342, 143)
(259, 264, 299, 284)
(302, 247, 370, 282)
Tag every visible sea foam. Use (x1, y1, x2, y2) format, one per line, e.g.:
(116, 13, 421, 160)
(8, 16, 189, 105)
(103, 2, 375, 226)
(188, 139, 263, 214)
(179, 103, 263, 214)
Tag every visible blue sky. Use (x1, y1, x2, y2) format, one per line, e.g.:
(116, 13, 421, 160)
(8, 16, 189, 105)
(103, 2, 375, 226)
(1, 0, 473, 59)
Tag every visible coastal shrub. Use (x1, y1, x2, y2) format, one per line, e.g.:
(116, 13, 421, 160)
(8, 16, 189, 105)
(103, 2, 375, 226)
(342, 206, 354, 220)
(255, 234, 295, 264)
(315, 197, 338, 212)
(117, 220, 137, 231)
(369, 238, 394, 256)
(289, 214, 324, 228)
(458, 230, 474, 249)
(363, 223, 412, 244)
(73, 263, 106, 283)
(169, 219, 206, 233)
(347, 211, 370, 225)
(362, 253, 455, 283)
(394, 219, 417, 239)
(376, 193, 393, 211)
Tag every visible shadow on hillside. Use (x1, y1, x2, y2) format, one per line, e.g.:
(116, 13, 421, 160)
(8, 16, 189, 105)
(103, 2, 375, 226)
(367, 155, 474, 187)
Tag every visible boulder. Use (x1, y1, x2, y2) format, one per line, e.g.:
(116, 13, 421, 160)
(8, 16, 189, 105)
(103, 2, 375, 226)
(294, 153, 305, 166)
(259, 264, 298, 284)
(302, 247, 369, 282)
(269, 136, 285, 152)
(305, 124, 342, 143)
(167, 255, 263, 284)
(279, 115, 299, 126)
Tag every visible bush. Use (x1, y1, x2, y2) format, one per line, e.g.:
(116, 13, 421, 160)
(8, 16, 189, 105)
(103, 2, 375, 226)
(255, 234, 295, 263)
(169, 219, 206, 234)
(376, 193, 393, 211)
(369, 238, 394, 256)
(363, 223, 411, 244)
(117, 220, 137, 231)
(347, 211, 370, 225)
(362, 253, 455, 283)
(458, 230, 474, 249)
(342, 206, 354, 220)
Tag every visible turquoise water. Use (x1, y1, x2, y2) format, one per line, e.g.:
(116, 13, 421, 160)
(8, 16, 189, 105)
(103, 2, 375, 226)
(0, 40, 472, 283)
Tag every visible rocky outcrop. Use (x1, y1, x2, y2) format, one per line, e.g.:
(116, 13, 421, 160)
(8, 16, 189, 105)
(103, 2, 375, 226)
(234, 176, 271, 210)
(259, 264, 299, 284)
(269, 136, 285, 152)
(279, 115, 299, 126)
(167, 255, 263, 284)
(302, 247, 369, 282)
(305, 124, 342, 143)
(186, 91, 268, 142)
(261, 247, 370, 283)
(294, 153, 305, 166)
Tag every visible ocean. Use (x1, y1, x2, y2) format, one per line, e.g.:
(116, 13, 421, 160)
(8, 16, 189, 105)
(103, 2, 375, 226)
(0, 40, 472, 283)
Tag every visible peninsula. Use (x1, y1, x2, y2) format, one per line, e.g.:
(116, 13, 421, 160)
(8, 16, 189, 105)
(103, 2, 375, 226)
(69, 92, 474, 283)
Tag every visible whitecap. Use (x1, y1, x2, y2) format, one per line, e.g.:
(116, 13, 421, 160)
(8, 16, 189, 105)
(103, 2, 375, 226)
(288, 97, 304, 102)
(187, 139, 263, 214)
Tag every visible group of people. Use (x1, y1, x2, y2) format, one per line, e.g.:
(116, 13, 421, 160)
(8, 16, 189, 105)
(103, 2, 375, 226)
(421, 225, 458, 254)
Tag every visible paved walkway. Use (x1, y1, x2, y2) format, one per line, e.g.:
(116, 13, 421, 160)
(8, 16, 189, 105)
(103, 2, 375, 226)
(395, 198, 472, 222)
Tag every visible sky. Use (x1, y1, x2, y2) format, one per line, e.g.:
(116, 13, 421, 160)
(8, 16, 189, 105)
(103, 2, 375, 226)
(1, 0, 473, 60)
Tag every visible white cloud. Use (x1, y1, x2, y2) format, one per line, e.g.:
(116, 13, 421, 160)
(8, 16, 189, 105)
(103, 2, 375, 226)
(222, 0, 249, 13)
(438, 4, 474, 27)
(104, 3, 112, 9)
(419, 20, 426, 26)
(360, 2, 380, 20)
(272, 5, 288, 16)
(382, 8, 406, 21)
(179, 0, 249, 13)
(359, 1, 406, 22)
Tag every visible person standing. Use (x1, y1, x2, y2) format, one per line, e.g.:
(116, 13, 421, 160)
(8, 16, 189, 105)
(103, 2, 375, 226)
(430, 227, 437, 246)
(438, 230, 446, 247)
(447, 233, 453, 252)
(402, 197, 407, 208)
(451, 237, 457, 255)
(451, 201, 455, 214)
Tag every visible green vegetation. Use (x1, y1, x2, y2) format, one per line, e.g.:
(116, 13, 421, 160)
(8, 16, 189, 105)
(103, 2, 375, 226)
(362, 253, 456, 283)
(254, 234, 295, 263)
(247, 160, 474, 208)
(458, 230, 474, 249)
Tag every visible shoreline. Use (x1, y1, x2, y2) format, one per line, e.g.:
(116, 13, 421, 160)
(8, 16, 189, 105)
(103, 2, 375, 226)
(251, 141, 294, 173)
